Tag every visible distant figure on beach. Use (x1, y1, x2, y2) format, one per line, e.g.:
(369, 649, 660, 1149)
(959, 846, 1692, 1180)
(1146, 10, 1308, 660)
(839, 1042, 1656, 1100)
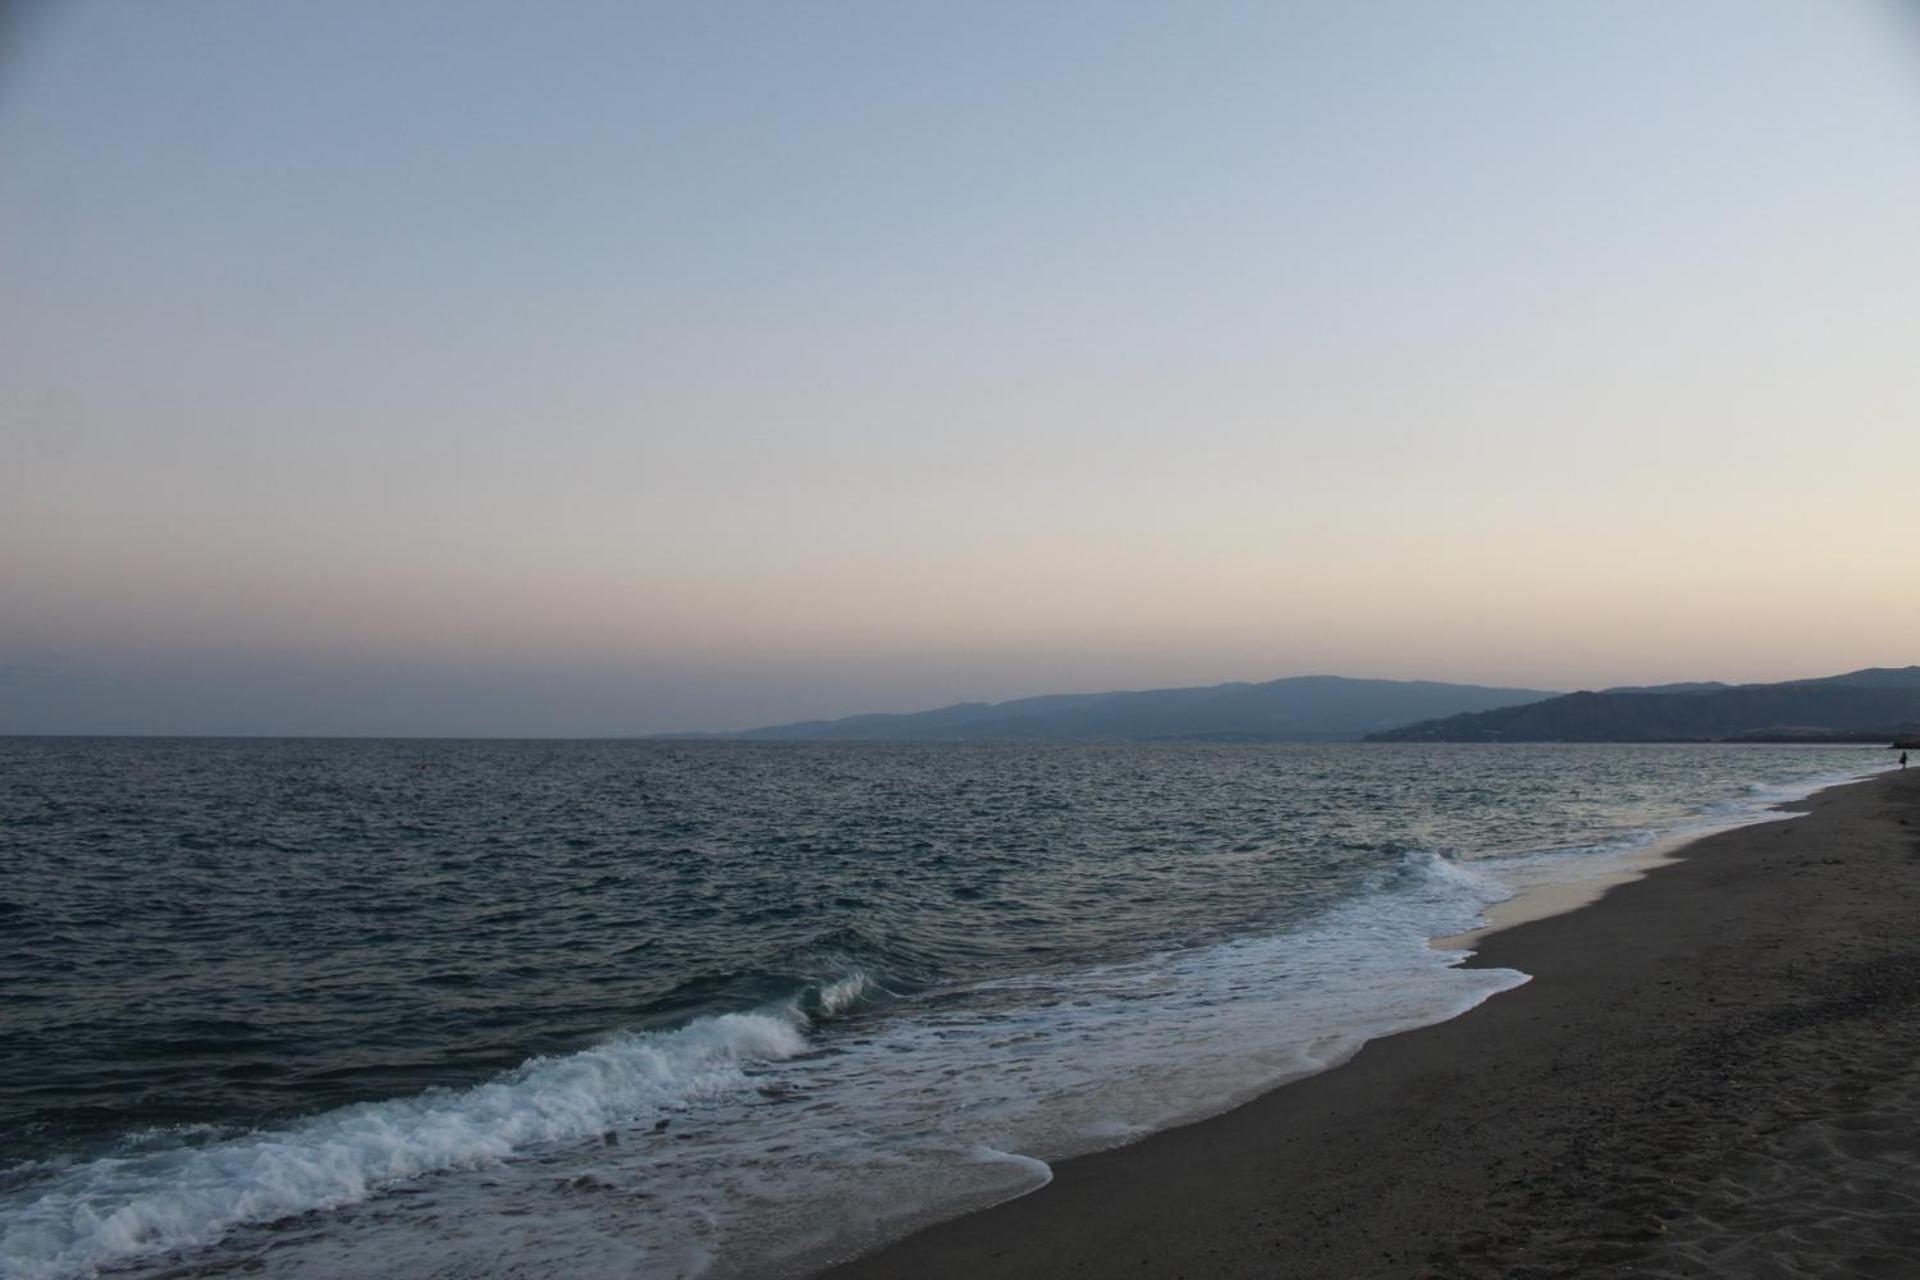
(1903, 751, 1909, 769)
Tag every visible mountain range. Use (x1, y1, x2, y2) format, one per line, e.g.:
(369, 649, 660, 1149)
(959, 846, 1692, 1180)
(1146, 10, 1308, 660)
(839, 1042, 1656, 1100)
(731, 676, 1559, 742)
(717, 667, 1920, 744)
(1366, 667, 1920, 743)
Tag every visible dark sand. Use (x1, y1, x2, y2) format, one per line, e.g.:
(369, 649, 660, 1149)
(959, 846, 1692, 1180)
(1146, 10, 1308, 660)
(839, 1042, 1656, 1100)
(824, 766, 1920, 1279)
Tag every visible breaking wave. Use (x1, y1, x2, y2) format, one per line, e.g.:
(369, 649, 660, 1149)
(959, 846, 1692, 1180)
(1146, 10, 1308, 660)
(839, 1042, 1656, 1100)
(0, 1005, 831, 1280)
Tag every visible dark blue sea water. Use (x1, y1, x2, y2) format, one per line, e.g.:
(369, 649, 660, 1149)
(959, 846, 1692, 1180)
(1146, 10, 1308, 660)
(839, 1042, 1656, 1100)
(0, 738, 1888, 1279)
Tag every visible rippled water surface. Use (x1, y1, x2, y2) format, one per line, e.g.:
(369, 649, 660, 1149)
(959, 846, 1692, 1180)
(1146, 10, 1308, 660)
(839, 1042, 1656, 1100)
(0, 738, 1888, 1278)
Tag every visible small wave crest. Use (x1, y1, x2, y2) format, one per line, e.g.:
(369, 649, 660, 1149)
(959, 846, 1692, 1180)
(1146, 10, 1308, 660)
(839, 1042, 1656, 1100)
(642, 925, 916, 1031)
(0, 1011, 810, 1280)
(1399, 847, 1512, 903)
(811, 970, 876, 1018)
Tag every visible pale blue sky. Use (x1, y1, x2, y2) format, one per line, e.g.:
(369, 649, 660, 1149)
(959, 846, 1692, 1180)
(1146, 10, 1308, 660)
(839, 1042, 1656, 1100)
(4, 1, 1918, 734)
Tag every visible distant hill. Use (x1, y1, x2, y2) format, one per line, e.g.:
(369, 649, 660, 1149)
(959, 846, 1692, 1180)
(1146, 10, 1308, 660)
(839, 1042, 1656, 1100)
(731, 676, 1560, 743)
(1368, 667, 1920, 743)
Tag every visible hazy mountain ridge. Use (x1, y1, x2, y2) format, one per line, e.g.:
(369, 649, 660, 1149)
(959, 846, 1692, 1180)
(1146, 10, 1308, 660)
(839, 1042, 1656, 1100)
(733, 676, 1561, 742)
(1369, 667, 1920, 743)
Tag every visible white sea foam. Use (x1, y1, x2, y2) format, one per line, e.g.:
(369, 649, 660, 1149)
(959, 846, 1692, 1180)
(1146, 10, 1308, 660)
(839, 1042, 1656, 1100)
(0, 1012, 809, 1280)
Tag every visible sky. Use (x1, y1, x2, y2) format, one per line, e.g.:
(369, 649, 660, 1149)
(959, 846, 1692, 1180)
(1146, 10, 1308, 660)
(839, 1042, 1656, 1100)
(3, 0, 1919, 736)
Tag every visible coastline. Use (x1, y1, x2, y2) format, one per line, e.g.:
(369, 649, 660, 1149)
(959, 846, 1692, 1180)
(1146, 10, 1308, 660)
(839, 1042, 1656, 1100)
(821, 765, 1920, 1278)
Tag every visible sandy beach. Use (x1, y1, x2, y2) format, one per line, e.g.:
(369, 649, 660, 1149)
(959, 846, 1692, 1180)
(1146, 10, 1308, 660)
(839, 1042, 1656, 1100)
(824, 765, 1920, 1279)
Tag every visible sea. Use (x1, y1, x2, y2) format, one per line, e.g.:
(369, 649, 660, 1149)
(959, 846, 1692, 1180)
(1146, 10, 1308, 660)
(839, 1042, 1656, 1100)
(0, 738, 1891, 1280)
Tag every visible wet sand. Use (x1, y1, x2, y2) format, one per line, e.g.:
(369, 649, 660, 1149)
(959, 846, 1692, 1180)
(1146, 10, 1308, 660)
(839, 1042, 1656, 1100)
(823, 766, 1920, 1279)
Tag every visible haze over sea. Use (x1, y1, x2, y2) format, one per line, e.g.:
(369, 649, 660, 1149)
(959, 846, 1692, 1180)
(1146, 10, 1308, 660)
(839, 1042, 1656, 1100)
(0, 737, 1887, 1279)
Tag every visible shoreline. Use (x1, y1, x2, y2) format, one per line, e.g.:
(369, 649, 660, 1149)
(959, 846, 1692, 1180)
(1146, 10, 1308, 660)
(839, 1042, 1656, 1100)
(821, 766, 1920, 1278)
(1437, 765, 1879, 950)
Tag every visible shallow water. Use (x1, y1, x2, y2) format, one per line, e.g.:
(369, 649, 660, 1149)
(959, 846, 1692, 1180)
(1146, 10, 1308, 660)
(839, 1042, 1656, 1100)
(0, 739, 1887, 1278)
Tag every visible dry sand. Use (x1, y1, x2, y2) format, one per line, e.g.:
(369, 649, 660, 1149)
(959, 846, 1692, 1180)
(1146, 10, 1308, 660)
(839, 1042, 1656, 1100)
(822, 766, 1920, 1279)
